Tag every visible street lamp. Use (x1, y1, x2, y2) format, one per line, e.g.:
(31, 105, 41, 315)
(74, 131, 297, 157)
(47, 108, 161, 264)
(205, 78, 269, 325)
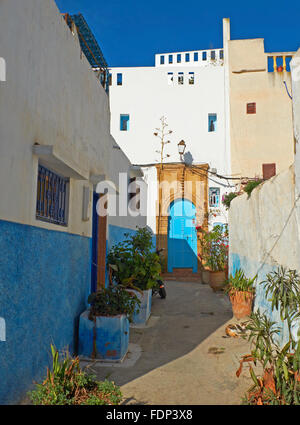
(178, 140, 186, 161)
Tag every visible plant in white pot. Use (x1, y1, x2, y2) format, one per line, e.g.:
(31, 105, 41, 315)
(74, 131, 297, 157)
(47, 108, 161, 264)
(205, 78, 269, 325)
(198, 224, 229, 291)
(107, 227, 162, 325)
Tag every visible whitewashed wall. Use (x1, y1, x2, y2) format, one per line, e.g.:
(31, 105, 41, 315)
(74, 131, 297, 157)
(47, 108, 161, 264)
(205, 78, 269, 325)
(109, 48, 229, 230)
(0, 0, 145, 237)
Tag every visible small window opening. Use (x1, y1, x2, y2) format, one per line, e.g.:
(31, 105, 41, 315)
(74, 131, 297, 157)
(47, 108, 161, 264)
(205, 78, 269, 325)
(202, 52, 207, 61)
(188, 72, 194, 85)
(194, 52, 198, 61)
(177, 54, 181, 63)
(120, 114, 130, 131)
(209, 187, 220, 207)
(178, 72, 184, 85)
(247, 103, 256, 114)
(167, 72, 174, 85)
(117, 73, 123, 86)
(185, 53, 190, 62)
(208, 114, 217, 132)
(160, 55, 165, 65)
(169, 55, 173, 64)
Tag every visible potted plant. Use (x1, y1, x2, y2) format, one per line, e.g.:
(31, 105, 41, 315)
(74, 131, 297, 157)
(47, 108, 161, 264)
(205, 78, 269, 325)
(237, 267, 300, 405)
(78, 285, 140, 361)
(225, 269, 256, 319)
(198, 224, 228, 291)
(107, 227, 162, 325)
(29, 344, 123, 405)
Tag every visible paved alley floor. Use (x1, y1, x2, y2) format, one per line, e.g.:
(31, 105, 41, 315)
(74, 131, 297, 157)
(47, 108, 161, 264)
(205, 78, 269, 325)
(82, 281, 255, 405)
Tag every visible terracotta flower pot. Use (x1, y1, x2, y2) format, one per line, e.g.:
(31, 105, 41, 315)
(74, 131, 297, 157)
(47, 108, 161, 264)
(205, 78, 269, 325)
(209, 271, 226, 291)
(229, 290, 254, 319)
(202, 269, 211, 285)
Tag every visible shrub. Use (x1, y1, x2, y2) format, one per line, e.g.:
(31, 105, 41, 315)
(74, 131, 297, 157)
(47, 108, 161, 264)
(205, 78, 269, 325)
(243, 179, 263, 197)
(237, 267, 300, 405)
(29, 345, 122, 405)
(107, 227, 162, 290)
(88, 285, 140, 322)
(198, 224, 228, 272)
(222, 192, 238, 209)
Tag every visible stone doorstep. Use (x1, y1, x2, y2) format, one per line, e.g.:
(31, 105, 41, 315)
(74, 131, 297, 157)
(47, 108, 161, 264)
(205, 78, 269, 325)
(79, 343, 142, 369)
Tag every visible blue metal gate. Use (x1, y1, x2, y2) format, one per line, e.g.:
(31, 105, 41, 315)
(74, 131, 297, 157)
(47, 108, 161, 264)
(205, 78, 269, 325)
(167, 199, 198, 273)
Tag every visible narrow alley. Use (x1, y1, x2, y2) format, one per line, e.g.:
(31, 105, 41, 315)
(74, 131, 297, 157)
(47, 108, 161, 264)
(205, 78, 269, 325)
(81, 281, 253, 405)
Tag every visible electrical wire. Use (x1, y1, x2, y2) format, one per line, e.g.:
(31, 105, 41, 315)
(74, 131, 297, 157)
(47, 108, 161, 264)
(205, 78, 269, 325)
(284, 81, 293, 100)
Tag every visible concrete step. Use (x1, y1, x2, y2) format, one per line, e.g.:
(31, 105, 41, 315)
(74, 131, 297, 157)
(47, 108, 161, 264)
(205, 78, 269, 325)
(162, 269, 203, 283)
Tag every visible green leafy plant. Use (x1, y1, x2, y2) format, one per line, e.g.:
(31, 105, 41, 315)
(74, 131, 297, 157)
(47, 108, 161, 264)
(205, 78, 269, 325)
(225, 269, 257, 295)
(107, 227, 162, 290)
(198, 224, 228, 272)
(88, 285, 141, 323)
(262, 267, 300, 346)
(243, 179, 263, 198)
(222, 192, 238, 209)
(237, 267, 300, 405)
(29, 345, 122, 405)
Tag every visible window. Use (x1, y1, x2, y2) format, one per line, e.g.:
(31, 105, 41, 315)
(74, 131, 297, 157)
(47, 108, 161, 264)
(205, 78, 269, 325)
(211, 51, 216, 60)
(169, 55, 173, 64)
(120, 114, 130, 131)
(128, 177, 141, 211)
(188, 72, 194, 85)
(36, 164, 69, 226)
(117, 73, 123, 86)
(167, 72, 174, 85)
(209, 188, 220, 207)
(108, 73, 112, 86)
(219, 50, 224, 60)
(177, 54, 181, 63)
(194, 52, 198, 61)
(160, 55, 165, 65)
(208, 114, 217, 132)
(185, 53, 190, 62)
(178, 72, 184, 85)
(202, 51, 207, 61)
(262, 163, 276, 180)
(247, 103, 256, 114)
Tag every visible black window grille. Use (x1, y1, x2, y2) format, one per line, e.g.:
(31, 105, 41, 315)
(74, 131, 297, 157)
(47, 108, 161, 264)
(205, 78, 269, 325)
(36, 165, 69, 226)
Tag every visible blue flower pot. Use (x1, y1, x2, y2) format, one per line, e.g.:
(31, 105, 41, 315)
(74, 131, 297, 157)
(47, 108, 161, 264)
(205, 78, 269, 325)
(78, 310, 129, 361)
(127, 289, 152, 325)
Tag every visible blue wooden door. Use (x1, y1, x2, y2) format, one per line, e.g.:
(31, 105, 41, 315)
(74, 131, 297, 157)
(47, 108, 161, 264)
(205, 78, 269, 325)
(168, 199, 198, 273)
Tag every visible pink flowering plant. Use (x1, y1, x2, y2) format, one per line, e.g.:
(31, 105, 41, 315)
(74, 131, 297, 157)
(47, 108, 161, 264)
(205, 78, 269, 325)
(197, 224, 228, 272)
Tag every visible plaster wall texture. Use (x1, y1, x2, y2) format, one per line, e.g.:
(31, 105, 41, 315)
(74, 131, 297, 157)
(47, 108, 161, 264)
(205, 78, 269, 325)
(0, 0, 140, 239)
(0, 0, 146, 404)
(291, 49, 300, 238)
(229, 165, 300, 344)
(228, 38, 295, 179)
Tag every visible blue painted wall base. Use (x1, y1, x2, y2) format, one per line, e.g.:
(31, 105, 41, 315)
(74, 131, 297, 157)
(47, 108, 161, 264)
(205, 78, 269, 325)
(78, 310, 129, 361)
(0, 219, 91, 404)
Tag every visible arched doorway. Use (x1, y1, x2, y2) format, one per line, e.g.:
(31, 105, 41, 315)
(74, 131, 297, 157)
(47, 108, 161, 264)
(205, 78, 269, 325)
(167, 199, 198, 273)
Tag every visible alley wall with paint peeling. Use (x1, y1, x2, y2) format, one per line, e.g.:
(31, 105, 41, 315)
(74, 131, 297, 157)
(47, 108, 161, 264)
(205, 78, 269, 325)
(229, 49, 300, 345)
(229, 165, 300, 344)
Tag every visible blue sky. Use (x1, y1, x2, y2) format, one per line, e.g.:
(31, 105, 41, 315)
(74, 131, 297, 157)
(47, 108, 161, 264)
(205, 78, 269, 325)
(55, 0, 300, 67)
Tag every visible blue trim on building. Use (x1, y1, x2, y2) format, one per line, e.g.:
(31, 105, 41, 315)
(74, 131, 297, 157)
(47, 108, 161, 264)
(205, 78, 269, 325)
(0, 219, 91, 404)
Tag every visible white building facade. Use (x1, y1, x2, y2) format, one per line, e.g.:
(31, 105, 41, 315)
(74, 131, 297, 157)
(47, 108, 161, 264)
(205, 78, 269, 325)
(109, 34, 231, 235)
